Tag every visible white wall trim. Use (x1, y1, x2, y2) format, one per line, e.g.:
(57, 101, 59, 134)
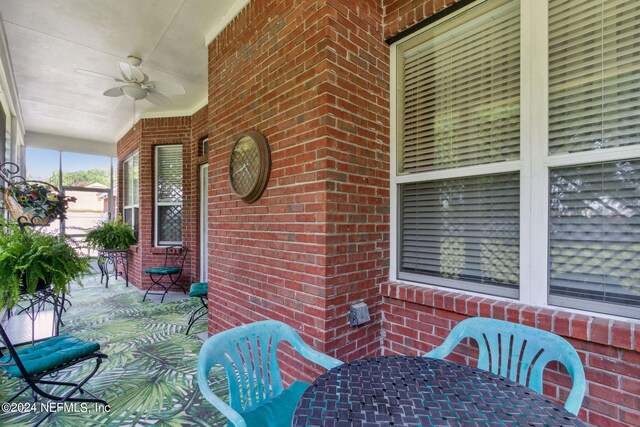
(204, 0, 251, 46)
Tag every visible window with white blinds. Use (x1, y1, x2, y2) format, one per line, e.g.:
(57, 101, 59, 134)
(155, 145, 182, 246)
(392, 0, 640, 319)
(122, 153, 139, 238)
(546, 0, 640, 318)
(400, 173, 519, 297)
(549, 0, 640, 154)
(395, 0, 521, 298)
(399, 0, 520, 174)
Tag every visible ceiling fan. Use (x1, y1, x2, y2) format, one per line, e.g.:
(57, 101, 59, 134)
(77, 56, 185, 106)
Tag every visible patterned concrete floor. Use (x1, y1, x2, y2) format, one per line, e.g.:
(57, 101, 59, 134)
(0, 275, 226, 426)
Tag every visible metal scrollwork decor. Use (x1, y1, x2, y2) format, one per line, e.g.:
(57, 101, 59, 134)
(0, 162, 76, 229)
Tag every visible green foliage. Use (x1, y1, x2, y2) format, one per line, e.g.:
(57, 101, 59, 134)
(46, 168, 110, 187)
(85, 216, 137, 250)
(0, 221, 91, 308)
(3, 180, 76, 222)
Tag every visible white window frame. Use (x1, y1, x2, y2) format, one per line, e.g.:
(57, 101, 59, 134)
(122, 152, 139, 236)
(154, 145, 183, 247)
(390, 0, 640, 320)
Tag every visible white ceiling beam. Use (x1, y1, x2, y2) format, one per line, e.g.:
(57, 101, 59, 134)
(25, 131, 116, 157)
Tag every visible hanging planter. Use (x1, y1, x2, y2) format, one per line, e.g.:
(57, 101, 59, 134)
(3, 181, 74, 226)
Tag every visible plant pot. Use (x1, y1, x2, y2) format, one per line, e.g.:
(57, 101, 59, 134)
(19, 276, 51, 295)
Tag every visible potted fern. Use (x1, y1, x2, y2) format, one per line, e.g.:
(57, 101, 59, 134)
(0, 221, 91, 309)
(85, 216, 137, 251)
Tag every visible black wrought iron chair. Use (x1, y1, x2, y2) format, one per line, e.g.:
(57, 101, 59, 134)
(142, 246, 188, 303)
(0, 320, 108, 426)
(185, 282, 208, 335)
(9, 286, 67, 344)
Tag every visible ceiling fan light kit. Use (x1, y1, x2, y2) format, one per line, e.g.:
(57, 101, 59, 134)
(120, 84, 148, 101)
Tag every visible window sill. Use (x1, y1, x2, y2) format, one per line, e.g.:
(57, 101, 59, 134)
(382, 282, 638, 352)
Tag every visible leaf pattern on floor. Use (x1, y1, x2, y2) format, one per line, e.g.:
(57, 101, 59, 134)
(0, 277, 226, 426)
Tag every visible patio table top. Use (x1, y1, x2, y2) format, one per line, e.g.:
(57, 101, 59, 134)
(292, 355, 586, 427)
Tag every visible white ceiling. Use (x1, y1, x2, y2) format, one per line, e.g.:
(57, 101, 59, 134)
(0, 0, 247, 145)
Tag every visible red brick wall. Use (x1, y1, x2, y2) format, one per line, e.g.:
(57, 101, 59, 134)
(116, 114, 203, 290)
(380, 1, 640, 426)
(322, 0, 390, 360)
(382, 0, 461, 39)
(206, 0, 389, 381)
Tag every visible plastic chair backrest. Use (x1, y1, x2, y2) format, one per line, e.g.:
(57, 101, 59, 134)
(424, 317, 586, 415)
(198, 320, 338, 421)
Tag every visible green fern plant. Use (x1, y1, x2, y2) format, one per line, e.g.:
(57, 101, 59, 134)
(0, 221, 91, 308)
(85, 216, 137, 250)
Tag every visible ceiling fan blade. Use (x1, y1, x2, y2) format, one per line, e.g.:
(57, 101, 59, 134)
(145, 89, 171, 106)
(76, 68, 122, 82)
(119, 61, 134, 81)
(130, 67, 145, 82)
(103, 87, 124, 97)
(145, 81, 185, 95)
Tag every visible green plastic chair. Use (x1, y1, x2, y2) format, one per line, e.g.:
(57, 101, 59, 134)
(197, 320, 342, 427)
(424, 317, 586, 415)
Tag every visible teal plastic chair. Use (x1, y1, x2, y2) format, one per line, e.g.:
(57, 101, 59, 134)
(197, 320, 342, 427)
(424, 317, 586, 415)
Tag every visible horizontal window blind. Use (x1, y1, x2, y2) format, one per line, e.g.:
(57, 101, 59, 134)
(399, 0, 520, 174)
(156, 146, 182, 203)
(123, 154, 139, 207)
(399, 173, 520, 289)
(131, 154, 139, 205)
(123, 159, 131, 206)
(549, 0, 640, 154)
(549, 160, 640, 312)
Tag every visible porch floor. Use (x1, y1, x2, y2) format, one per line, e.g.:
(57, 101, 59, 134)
(0, 275, 226, 426)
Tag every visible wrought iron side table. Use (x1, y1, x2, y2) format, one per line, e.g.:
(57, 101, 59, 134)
(97, 249, 129, 288)
(293, 355, 586, 427)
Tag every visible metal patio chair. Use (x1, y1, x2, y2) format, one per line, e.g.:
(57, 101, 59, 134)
(197, 320, 342, 427)
(142, 245, 188, 303)
(185, 282, 208, 335)
(424, 317, 586, 415)
(0, 320, 108, 426)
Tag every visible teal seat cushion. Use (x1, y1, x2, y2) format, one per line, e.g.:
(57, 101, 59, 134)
(144, 266, 181, 275)
(0, 334, 100, 378)
(189, 282, 208, 297)
(241, 380, 309, 427)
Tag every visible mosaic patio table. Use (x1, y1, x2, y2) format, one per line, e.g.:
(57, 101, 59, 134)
(292, 355, 586, 427)
(97, 249, 129, 288)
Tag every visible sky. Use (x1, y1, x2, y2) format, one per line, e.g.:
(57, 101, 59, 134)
(25, 147, 115, 181)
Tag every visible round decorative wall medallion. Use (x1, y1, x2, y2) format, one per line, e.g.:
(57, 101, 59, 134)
(228, 130, 271, 202)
